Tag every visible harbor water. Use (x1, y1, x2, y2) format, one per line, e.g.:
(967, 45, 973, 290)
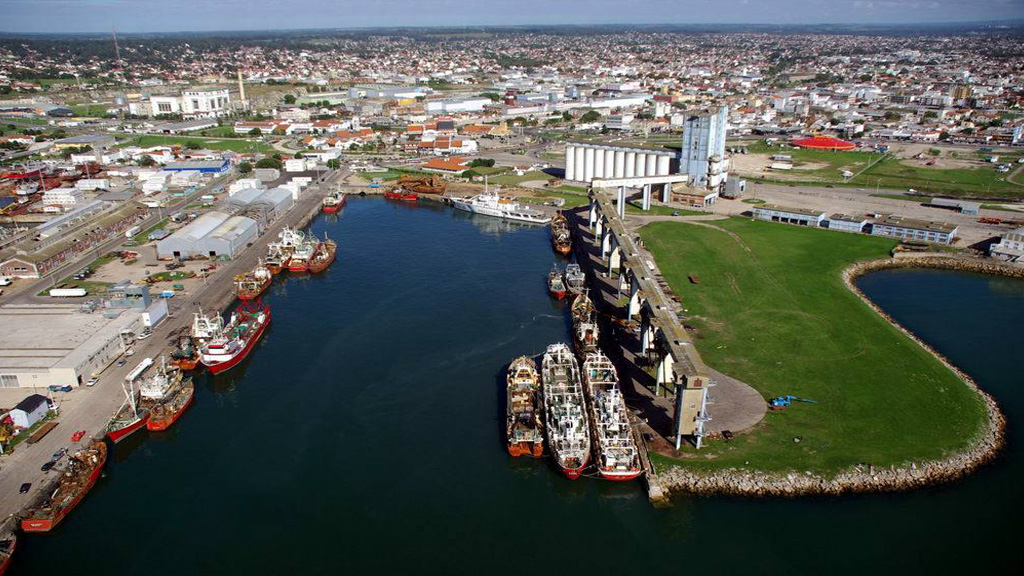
(14, 199, 1023, 574)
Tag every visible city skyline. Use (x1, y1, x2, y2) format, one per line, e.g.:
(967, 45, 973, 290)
(2, 0, 1023, 34)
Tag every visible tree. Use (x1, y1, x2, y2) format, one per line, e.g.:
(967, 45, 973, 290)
(139, 155, 156, 167)
(238, 162, 253, 174)
(255, 157, 283, 170)
(248, 128, 262, 137)
(326, 159, 341, 169)
(184, 140, 201, 150)
(469, 158, 496, 168)
(283, 94, 296, 105)
(479, 92, 500, 102)
(579, 110, 601, 123)
(294, 152, 303, 159)
(461, 169, 481, 179)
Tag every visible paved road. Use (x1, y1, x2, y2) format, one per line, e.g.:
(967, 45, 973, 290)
(0, 171, 335, 524)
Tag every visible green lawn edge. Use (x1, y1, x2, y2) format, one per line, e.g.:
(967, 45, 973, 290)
(639, 218, 988, 476)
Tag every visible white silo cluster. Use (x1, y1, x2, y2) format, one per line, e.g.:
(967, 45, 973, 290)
(564, 142, 673, 183)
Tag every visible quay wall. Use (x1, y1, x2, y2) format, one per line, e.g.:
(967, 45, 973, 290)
(657, 255, 1011, 498)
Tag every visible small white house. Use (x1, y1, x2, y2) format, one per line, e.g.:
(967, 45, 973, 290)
(9, 394, 51, 429)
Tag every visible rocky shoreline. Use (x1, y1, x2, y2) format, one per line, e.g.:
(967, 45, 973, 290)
(655, 255, 1010, 499)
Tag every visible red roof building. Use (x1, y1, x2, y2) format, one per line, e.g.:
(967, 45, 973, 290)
(791, 136, 857, 151)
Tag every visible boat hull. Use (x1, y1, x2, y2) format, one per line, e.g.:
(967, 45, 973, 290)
(385, 192, 418, 201)
(557, 455, 589, 480)
(507, 442, 544, 458)
(106, 412, 149, 444)
(286, 262, 309, 273)
(550, 289, 566, 299)
(171, 356, 200, 371)
(201, 313, 270, 375)
(321, 204, 341, 214)
(599, 468, 643, 481)
(236, 277, 271, 301)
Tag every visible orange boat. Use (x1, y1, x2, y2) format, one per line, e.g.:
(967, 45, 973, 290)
(170, 335, 200, 370)
(235, 262, 272, 301)
(147, 377, 195, 431)
(20, 442, 107, 533)
(307, 236, 337, 274)
(506, 356, 545, 458)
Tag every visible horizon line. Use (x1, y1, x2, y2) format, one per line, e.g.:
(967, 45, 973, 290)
(2, 18, 1023, 37)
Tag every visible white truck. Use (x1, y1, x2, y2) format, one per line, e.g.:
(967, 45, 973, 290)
(49, 288, 88, 297)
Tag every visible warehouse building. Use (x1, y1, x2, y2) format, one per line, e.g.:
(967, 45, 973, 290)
(0, 303, 143, 389)
(752, 204, 826, 227)
(156, 211, 229, 259)
(870, 216, 958, 244)
(195, 216, 259, 259)
(826, 213, 869, 233)
(929, 197, 981, 216)
(988, 226, 1024, 261)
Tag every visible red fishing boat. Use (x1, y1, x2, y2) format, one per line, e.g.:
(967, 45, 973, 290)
(20, 442, 107, 533)
(200, 301, 271, 375)
(106, 375, 149, 444)
(321, 192, 345, 213)
(548, 267, 567, 299)
(170, 335, 200, 370)
(384, 189, 418, 202)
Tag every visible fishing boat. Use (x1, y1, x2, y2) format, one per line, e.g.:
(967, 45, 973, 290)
(200, 301, 271, 375)
(190, 308, 224, 344)
(0, 529, 15, 576)
(582, 351, 642, 481)
(506, 356, 545, 458)
(286, 237, 319, 273)
(234, 260, 272, 301)
(145, 371, 195, 432)
(264, 243, 287, 275)
(170, 334, 200, 371)
(384, 188, 418, 202)
(541, 343, 590, 479)
(20, 442, 107, 533)
(321, 191, 345, 213)
(570, 291, 595, 324)
(548, 267, 567, 299)
(106, 378, 149, 444)
(550, 212, 572, 255)
(450, 179, 551, 225)
(574, 309, 599, 356)
(564, 263, 586, 295)
(307, 234, 337, 274)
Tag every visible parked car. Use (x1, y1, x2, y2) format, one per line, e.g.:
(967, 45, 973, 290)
(40, 461, 55, 472)
(117, 358, 127, 367)
(86, 378, 98, 387)
(137, 331, 152, 340)
(71, 430, 86, 442)
(19, 483, 31, 494)
(124, 349, 135, 356)
(48, 384, 72, 393)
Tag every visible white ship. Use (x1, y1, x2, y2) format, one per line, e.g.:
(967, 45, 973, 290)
(542, 343, 590, 479)
(191, 308, 225, 343)
(582, 351, 642, 481)
(450, 180, 551, 225)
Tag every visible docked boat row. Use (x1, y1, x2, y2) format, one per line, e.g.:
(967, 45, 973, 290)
(17, 195, 342, 545)
(509, 245, 642, 481)
(547, 262, 587, 299)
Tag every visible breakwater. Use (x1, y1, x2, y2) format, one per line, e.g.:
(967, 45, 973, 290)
(656, 255, 1012, 498)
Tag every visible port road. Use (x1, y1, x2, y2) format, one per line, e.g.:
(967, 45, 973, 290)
(0, 169, 339, 524)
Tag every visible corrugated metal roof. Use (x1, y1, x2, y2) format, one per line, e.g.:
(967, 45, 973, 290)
(168, 211, 230, 243)
(206, 216, 257, 242)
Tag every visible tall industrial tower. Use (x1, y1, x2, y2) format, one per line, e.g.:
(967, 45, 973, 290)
(678, 105, 728, 191)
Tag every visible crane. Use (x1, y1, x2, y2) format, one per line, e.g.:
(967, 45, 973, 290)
(768, 395, 817, 411)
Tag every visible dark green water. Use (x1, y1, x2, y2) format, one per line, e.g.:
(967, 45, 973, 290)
(14, 200, 1023, 574)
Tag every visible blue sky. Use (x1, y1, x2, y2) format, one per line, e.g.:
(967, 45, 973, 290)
(1, 0, 1022, 33)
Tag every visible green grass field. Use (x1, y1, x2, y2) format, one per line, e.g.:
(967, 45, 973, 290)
(521, 189, 589, 208)
(738, 141, 1024, 198)
(121, 135, 274, 154)
(487, 172, 552, 186)
(71, 104, 113, 117)
(641, 219, 988, 474)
